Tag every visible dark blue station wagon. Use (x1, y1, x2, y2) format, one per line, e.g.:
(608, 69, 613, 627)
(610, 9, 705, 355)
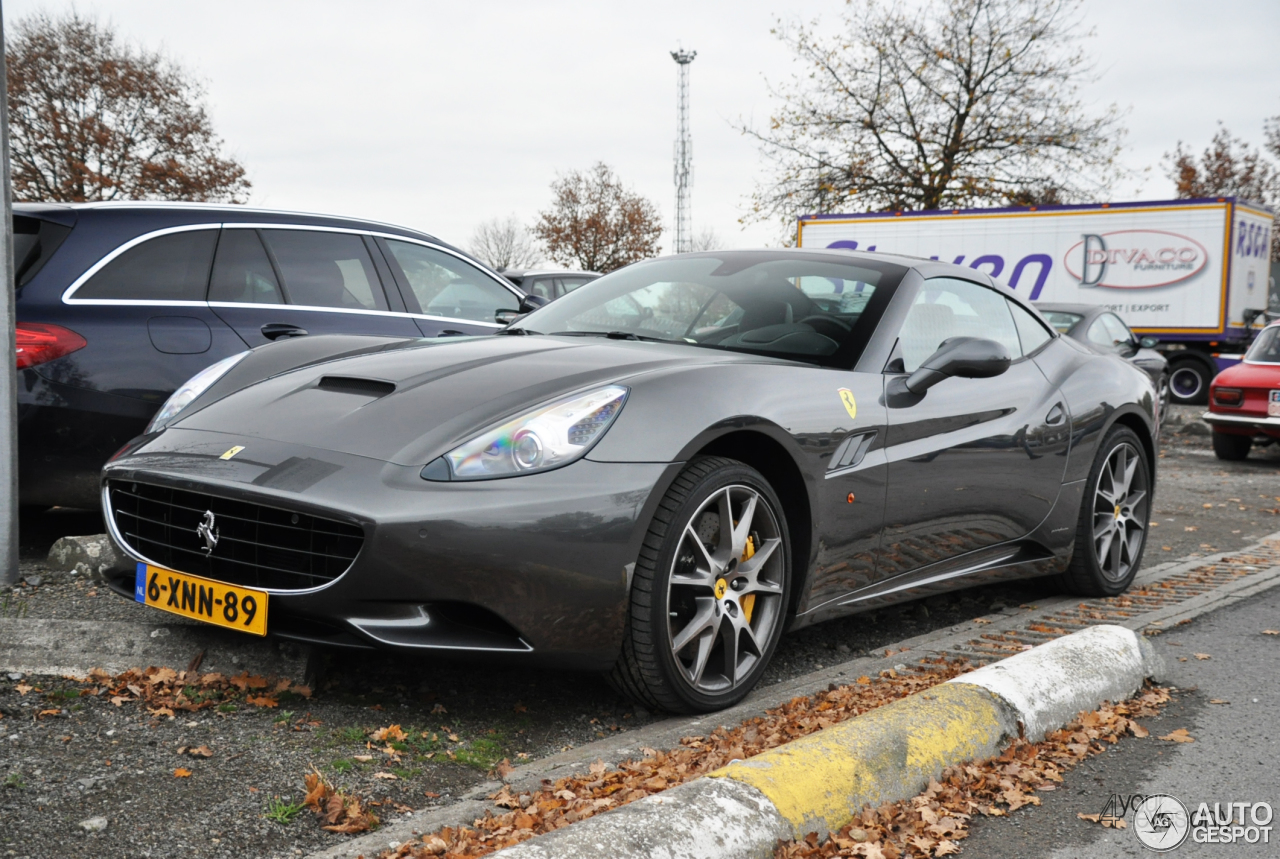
(15, 202, 525, 510)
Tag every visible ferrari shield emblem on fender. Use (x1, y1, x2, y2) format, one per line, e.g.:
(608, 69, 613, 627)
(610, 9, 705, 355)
(837, 388, 857, 421)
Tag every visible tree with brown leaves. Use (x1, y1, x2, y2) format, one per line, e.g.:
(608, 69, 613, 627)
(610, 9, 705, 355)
(741, 0, 1124, 229)
(1166, 121, 1280, 261)
(533, 163, 662, 273)
(6, 11, 250, 203)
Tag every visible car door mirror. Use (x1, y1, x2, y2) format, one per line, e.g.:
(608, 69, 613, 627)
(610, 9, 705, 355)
(905, 336, 1012, 394)
(494, 293, 550, 326)
(1138, 335, 1159, 348)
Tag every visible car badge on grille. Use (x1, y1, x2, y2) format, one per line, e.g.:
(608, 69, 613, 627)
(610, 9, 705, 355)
(196, 510, 220, 555)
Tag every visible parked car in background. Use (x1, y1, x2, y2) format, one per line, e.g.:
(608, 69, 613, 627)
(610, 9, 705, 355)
(500, 268, 600, 301)
(1035, 302, 1169, 421)
(15, 202, 525, 510)
(1203, 321, 1280, 460)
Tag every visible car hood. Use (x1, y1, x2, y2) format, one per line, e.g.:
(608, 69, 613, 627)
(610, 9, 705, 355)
(173, 335, 781, 465)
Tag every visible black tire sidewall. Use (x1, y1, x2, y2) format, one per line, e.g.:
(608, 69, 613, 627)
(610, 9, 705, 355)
(1074, 427, 1151, 595)
(646, 460, 791, 712)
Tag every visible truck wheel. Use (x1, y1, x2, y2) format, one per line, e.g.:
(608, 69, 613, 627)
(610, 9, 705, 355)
(1168, 358, 1212, 406)
(1211, 431, 1252, 461)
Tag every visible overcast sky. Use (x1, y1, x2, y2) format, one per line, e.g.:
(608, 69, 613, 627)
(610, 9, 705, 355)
(6, 0, 1279, 258)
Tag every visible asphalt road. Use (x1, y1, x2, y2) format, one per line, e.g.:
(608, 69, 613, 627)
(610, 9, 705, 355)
(961, 581, 1280, 858)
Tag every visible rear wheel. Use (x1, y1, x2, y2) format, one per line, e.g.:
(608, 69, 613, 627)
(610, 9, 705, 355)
(608, 457, 791, 713)
(1212, 431, 1252, 461)
(1157, 372, 1171, 426)
(1168, 357, 1212, 405)
(1059, 426, 1151, 596)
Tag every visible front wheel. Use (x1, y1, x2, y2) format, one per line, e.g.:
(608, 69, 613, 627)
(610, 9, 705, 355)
(1168, 358, 1212, 405)
(1059, 426, 1151, 596)
(608, 457, 791, 713)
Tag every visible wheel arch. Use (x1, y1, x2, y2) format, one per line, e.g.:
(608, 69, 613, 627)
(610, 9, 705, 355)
(693, 429, 813, 620)
(1105, 407, 1158, 484)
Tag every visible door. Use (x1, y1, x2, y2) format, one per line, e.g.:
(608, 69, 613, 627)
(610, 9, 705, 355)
(878, 277, 1067, 580)
(208, 227, 420, 346)
(377, 238, 525, 337)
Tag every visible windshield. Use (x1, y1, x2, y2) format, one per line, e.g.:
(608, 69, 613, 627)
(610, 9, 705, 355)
(1246, 326, 1280, 363)
(511, 252, 906, 367)
(1040, 310, 1084, 334)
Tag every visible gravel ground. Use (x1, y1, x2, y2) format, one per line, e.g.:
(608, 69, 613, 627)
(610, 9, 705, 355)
(1, 407, 1276, 859)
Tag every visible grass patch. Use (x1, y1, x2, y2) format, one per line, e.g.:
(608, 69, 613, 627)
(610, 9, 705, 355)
(217, 703, 237, 714)
(336, 726, 366, 744)
(331, 759, 354, 774)
(453, 737, 505, 770)
(273, 710, 295, 724)
(263, 796, 306, 825)
(3, 773, 24, 790)
(391, 767, 417, 780)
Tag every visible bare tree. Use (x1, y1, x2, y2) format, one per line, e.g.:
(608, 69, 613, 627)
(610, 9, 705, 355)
(469, 214, 539, 271)
(690, 227, 724, 252)
(7, 11, 250, 202)
(533, 163, 662, 272)
(1167, 121, 1280, 261)
(741, 0, 1124, 228)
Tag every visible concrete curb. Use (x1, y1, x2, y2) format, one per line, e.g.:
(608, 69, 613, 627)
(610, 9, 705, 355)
(484, 624, 1163, 859)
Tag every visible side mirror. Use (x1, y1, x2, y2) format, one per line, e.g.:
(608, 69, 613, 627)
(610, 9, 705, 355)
(494, 293, 550, 326)
(1138, 335, 1159, 348)
(905, 336, 1012, 394)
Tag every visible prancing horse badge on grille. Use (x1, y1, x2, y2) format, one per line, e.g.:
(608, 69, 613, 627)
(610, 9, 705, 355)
(196, 510, 219, 555)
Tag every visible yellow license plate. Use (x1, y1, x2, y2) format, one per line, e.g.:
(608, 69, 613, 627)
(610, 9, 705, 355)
(134, 563, 268, 636)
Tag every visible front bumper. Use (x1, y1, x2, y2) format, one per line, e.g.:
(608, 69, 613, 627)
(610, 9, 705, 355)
(102, 427, 674, 670)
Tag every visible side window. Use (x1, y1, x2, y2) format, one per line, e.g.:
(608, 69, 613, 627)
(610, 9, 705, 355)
(76, 230, 217, 301)
(1101, 313, 1134, 346)
(384, 240, 518, 323)
(525, 278, 554, 300)
(260, 230, 388, 311)
(897, 277, 1022, 372)
(1008, 301, 1053, 355)
(1086, 317, 1114, 348)
(559, 277, 591, 294)
(209, 230, 283, 304)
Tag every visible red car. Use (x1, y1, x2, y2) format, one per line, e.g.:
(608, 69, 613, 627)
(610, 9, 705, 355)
(1204, 322, 1280, 460)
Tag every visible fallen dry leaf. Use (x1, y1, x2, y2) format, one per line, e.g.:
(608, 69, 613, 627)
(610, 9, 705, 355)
(371, 724, 408, 742)
(174, 768, 193, 778)
(973, 618, 992, 625)
(246, 695, 279, 708)
(373, 772, 398, 780)
(353, 755, 373, 762)
(1209, 699, 1230, 705)
(1194, 653, 1211, 660)
(1263, 630, 1279, 636)
(1158, 728, 1194, 743)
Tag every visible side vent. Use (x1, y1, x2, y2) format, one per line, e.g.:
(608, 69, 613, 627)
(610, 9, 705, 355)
(316, 376, 396, 398)
(828, 430, 877, 473)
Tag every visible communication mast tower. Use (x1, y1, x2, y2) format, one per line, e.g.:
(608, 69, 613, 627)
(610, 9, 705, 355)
(671, 49, 696, 254)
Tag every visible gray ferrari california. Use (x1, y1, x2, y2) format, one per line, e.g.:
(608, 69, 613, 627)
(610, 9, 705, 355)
(101, 249, 1159, 713)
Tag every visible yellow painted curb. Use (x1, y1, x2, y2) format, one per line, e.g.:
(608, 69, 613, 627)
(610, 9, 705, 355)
(709, 683, 1014, 837)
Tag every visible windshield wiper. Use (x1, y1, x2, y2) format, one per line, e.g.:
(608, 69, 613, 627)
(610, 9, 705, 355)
(548, 331, 672, 343)
(496, 327, 542, 336)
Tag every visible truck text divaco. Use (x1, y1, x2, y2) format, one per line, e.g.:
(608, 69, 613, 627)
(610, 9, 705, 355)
(797, 197, 1274, 404)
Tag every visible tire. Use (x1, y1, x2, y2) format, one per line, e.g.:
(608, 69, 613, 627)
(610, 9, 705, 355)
(1212, 431, 1252, 461)
(607, 456, 791, 713)
(1058, 426, 1151, 597)
(1168, 358, 1212, 405)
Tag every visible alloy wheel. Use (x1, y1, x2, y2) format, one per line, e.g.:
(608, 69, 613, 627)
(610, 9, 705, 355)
(1092, 442, 1149, 582)
(665, 484, 785, 694)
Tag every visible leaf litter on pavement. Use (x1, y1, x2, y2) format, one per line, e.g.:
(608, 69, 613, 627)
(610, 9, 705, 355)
(368, 678, 1172, 859)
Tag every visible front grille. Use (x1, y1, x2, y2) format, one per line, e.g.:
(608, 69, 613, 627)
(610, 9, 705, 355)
(108, 480, 364, 591)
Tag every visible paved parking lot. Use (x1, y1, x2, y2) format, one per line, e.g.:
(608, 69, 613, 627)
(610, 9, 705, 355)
(1, 407, 1277, 858)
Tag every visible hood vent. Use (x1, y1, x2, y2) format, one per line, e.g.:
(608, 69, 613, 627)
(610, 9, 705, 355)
(316, 376, 396, 398)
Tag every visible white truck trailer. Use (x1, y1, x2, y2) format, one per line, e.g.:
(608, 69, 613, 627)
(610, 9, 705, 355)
(797, 197, 1274, 404)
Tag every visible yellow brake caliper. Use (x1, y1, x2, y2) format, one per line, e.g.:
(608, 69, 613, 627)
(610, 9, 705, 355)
(740, 535, 756, 623)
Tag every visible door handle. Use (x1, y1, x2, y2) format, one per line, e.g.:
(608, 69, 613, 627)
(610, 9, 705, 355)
(261, 323, 308, 341)
(1046, 403, 1066, 426)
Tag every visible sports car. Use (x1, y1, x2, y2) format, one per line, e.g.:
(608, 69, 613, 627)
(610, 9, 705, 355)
(101, 249, 1159, 713)
(1203, 320, 1280, 460)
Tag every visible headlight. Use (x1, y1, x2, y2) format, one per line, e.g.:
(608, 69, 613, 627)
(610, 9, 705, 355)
(145, 351, 250, 433)
(425, 385, 629, 481)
